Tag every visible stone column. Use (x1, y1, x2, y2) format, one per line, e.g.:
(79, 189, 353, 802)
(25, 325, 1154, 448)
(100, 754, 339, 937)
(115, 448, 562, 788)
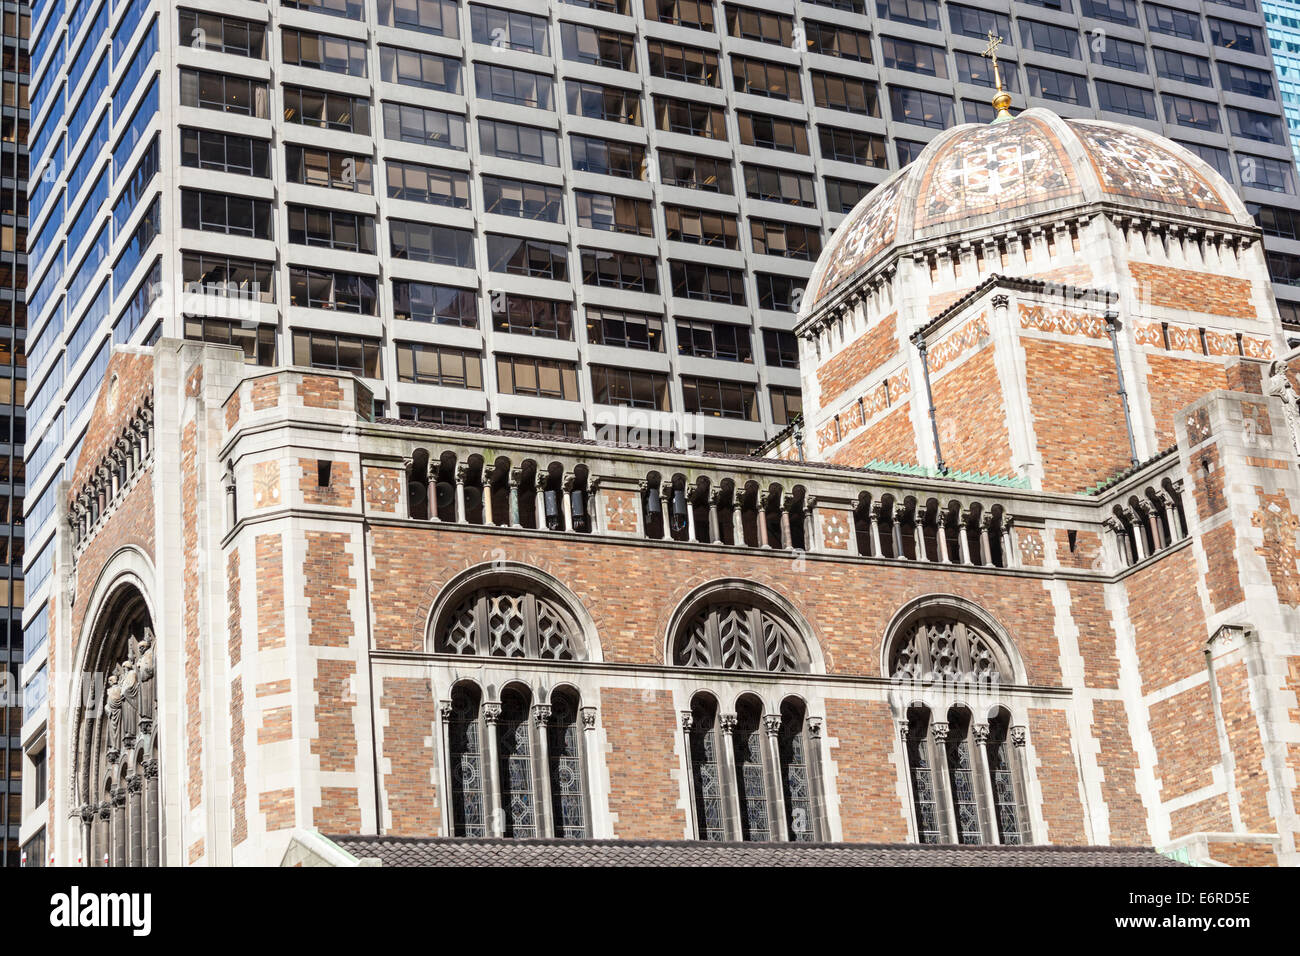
(869, 502, 883, 557)
(805, 717, 827, 842)
(970, 723, 998, 844)
(680, 711, 701, 835)
(535, 484, 547, 531)
(804, 495, 818, 551)
(659, 488, 671, 540)
(532, 704, 553, 838)
(454, 464, 468, 523)
(437, 701, 456, 838)
(482, 467, 495, 526)
(758, 493, 771, 549)
(707, 489, 721, 543)
(508, 468, 522, 528)
(96, 801, 111, 867)
(127, 775, 143, 867)
(580, 707, 599, 837)
(915, 503, 930, 562)
(1001, 516, 1018, 567)
(930, 721, 956, 845)
(78, 805, 94, 868)
(891, 504, 906, 559)
(936, 511, 951, 563)
(958, 510, 973, 564)
(482, 703, 504, 838)
(560, 473, 574, 532)
(763, 714, 789, 842)
(1124, 508, 1148, 561)
(779, 495, 794, 551)
(731, 494, 742, 545)
(719, 713, 743, 840)
(1010, 726, 1034, 844)
(685, 486, 698, 542)
(111, 786, 127, 867)
(979, 513, 993, 566)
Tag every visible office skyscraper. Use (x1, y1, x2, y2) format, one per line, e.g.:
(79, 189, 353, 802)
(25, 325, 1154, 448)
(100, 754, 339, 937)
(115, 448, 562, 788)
(1, 0, 26, 869)
(1264, 0, 1300, 166)
(16, 1, 1300, 836)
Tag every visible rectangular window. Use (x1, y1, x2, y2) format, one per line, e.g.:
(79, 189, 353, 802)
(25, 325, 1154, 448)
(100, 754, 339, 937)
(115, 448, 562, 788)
(811, 71, 879, 115)
(1026, 66, 1090, 106)
(381, 47, 463, 94)
(647, 40, 720, 85)
(876, 0, 940, 28)
(750, 219, 822, 260)
(1229, 107, 1285, 145)
(571, 135, 646, 178)
(889, 87, 952, 128)
(282, 28, 368, 76)
(471, 5, 549, 54)
(590, 364, 671, 409)
(955, 51, 1021, 92)
(1238, 155, 1295, 194)
(1079, 0, 1136, 25)
(804, 21, 872, 61)
(487, 237, 570, 281)
(378, 0, 460, 35)
(881, 38, 948, 79)
(398, 404, 487, 427)
(1019, 20, 1080, 59)
(676, 317, 752, 362)
(575, 191, 654, 235)
(581, 248, 660, 292)
(1096, 80, 1154, 119)
(1154, 48, 1211, 87)
(644, 0, 715, 31)
(286, 144, 373, 193)
(659, 151, 733, 193)
(1218, 62, 1276, 100)
(819, 126, 887, 166)
(497, 415, 584, 438)
(769, 385, 802, 425)
(1178, 140, 1233, 180)
(285, 0, 367, 20)
(732, 56, 802, 101)
(288, 268, 379, 314)
(287, 205, 376, 253)
(387, 160, 470, 208)
(763, 329, 799, 368)
(392, 281, 478, 326)
(1089, 35, 1146, 73)
(479, 118, 560, 164)
(181, 251, 275, 303)
(682, 376, 759, 420)
(1209, 18, 1264, 54)
(181, 128, 271, 177)
(725, 3, 793, 44)
(177, 10, 267, 58)
(561, 24, 637, 70)
(566, 81, 642, 124)
(756, 273, 805, 311)
(180, 68, 269, 117)
(585, 307, 664, 351)
(496, 354, 580, 400)
(738, 112, 810, 152)
(744, 163, 816, 206)
(664, 205, 739, 248)
(670, 261, 745, 304)
(284, 85, 370, 134)
(475, 63, 554, 109)
(294, 330, 383, 376)
(947, 4, 1010, 40)
(395, 342, 483, 388)
(389, 220, 473, 266)
(183, 317, 276, 365)
(1163, 95, 1222, 133)
(654, 95, 727, 138)
(181, 190, 273, 239)
(481, 175, 565, 221)
(1145, 4, 1202, 41)
(384, 101, 468, 149)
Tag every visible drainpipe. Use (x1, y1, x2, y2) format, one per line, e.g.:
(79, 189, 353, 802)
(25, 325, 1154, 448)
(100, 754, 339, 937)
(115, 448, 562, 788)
(911, 330, 947, 474)
(1105, 309, 1140, 468)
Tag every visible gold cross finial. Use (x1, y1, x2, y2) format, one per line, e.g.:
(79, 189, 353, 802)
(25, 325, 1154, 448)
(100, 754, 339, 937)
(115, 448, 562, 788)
(981, 29, 1014, 122)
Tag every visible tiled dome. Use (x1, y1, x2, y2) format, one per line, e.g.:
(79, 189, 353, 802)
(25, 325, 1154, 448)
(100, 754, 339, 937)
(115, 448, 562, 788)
(802, 108, 1252, 318)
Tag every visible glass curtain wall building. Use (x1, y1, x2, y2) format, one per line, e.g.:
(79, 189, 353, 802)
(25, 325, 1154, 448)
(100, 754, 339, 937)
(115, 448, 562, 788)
(14, 3, 1300, 853)
(1, 0, 26, 870)
(1264, 0, 1300, 167)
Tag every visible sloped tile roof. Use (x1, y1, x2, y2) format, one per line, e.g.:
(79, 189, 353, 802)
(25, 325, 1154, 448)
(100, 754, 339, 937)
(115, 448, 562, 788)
(327, 835, 1182, 867)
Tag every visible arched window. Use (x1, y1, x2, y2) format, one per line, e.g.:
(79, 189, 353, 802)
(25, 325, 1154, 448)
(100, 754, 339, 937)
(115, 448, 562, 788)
(446, 684, 486, 838)
(987, 709, 1024, 845)
(733, 697, 770, 841)
(943, 707, 981, 845)
(442, 683, 594, 839)
(890, 619, 1010, 684)
(436, 587, 582, 659)
(496, 687, 536, 838)
(548, 690, 587, 839)
(673, 601, 808, 672)
(74, 586, 162, 867)
(903, 706, 941, 845)
(687, 694, 726, 841)
(778, 698, 815, 842)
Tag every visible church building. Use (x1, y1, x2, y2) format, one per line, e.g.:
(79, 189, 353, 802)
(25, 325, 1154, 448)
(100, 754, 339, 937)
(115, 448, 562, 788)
(23, 101, 1300, 866)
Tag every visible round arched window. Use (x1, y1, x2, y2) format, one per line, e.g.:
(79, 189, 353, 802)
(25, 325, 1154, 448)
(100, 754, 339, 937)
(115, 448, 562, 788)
(436, 587, 583, 660)
(673, 601, 808, 673)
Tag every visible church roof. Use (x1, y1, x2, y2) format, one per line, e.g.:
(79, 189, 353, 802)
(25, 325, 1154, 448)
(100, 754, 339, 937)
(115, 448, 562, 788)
(325, 834, 1184, 867)
(802, 108, 1253, 320)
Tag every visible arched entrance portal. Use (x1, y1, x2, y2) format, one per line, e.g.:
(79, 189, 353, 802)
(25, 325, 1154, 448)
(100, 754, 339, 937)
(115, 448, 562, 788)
(74, 585, 162, 867)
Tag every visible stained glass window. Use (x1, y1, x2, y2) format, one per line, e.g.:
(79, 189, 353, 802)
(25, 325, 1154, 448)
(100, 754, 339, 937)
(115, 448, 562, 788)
(778, 699, 814, 842)
(905, 709, 941, 844)
(436, 587, 580, 659)
(497, 688, 537, 838)
(548, 692, 587, 839)
(945, 711, 982, 844)
(689, 696, 726, 841)
(734, 699, 770, 841)
(889, 618, 1008, 684)
(448, 685, 486, 837)
(988, 715, 1022, 845)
